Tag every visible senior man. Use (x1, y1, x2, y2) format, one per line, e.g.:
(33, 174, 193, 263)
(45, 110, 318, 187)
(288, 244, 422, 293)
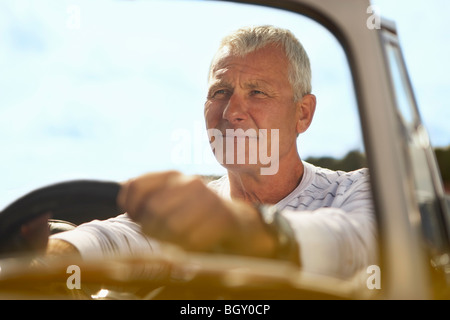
(48, 25, 377, 279)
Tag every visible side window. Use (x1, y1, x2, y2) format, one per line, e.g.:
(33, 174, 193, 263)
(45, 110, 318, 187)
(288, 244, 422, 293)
(382, 29, 450, 255)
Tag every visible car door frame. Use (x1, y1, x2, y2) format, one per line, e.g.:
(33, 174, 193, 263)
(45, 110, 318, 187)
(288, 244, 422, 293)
(223, 0, 450, 299)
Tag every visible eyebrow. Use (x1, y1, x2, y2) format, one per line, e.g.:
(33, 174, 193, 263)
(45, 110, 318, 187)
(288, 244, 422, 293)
(243, 80, 271, 90)
(207, 79, 273, 98)
(207, 81, 233, 98)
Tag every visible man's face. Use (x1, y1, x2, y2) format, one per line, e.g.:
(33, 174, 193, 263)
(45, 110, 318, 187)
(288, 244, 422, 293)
(204, 44, 301, 175)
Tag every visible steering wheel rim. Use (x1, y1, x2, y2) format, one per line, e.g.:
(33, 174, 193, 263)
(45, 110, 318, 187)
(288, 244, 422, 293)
(0, 180, 122, 256)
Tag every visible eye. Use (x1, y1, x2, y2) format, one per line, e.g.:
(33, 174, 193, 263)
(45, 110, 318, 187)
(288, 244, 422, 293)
(211, 89, 230, 99)
(250, 90, 266, 96)
(215, 89, 227, 95)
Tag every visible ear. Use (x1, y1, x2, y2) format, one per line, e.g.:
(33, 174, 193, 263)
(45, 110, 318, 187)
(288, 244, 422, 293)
(296, 94, 316, 134)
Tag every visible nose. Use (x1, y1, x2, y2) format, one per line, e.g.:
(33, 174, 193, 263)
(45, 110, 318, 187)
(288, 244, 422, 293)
(222, 93, 248, 124)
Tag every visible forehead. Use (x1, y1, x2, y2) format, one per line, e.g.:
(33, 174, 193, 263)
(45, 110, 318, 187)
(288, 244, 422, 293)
(209, 44, 290, 82)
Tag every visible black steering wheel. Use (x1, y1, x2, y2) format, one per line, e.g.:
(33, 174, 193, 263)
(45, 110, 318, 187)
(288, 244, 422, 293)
(0, 180, 122, 257)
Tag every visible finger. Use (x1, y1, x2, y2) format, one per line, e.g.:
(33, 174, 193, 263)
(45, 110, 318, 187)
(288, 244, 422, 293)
(117, 170, 182, 220)
(139, 177, 211, 239)
(151, 192, 233, 251)
(183, 206, 232, 252)
(142, 175, 206, 220)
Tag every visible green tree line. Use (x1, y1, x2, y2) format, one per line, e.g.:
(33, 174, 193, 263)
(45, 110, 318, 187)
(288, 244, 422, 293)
(435, 146, 450, 191)
(306, 147, 450, 192)
(202, 147, 450, 192)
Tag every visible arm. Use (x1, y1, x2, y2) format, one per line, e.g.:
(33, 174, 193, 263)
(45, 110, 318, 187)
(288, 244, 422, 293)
(117, 170, 376, 275)
(280, 172, 378, 278)
(48, 213, 161, 260)
(117, 171, 281, 260)
(46, 238, 81, 259)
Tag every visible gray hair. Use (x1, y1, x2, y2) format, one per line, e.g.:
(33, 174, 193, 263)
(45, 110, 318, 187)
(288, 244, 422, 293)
(209, 25, 312, 101)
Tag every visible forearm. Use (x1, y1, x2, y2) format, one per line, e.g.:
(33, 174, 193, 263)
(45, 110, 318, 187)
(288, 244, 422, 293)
(219, 202, 301, 266)
(282, 207, 378, 278)
(46, 238, 81, 259)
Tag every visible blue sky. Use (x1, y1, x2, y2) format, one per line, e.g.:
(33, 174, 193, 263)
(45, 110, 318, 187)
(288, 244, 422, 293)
(0, 0, 448, 209)
(373, 0, 450, 147)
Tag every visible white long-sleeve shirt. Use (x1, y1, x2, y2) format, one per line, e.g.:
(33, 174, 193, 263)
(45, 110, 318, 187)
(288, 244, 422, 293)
(208, 161, 378, 278)
(51, 162, 378, 279)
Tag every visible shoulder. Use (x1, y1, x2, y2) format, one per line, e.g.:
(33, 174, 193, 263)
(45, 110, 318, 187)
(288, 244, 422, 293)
(304, 161, 370, 188)
(301, 162, 372, 206)
(279, 162, 372, 212)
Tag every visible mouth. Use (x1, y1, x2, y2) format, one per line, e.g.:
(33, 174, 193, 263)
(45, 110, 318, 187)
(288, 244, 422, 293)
(223, 128, 259, 138)
(223, 134, 258, 139)
(207, 127, 273, 144)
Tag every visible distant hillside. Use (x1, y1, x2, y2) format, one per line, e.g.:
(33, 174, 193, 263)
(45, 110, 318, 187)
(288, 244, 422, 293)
(306, 147, 450, 193)
(305, 150, 367, 172)
(435, 146, 450, 192)
(200, 147, 450, 193)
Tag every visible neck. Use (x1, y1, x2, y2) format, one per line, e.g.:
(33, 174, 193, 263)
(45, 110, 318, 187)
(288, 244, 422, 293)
(227, 152, 304, 205)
